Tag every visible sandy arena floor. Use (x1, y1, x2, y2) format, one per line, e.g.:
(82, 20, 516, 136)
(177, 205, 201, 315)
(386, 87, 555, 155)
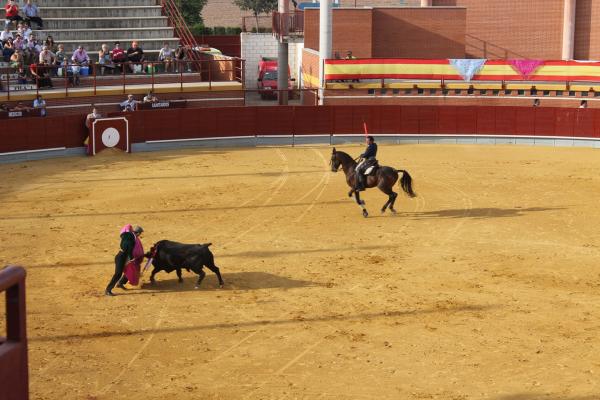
(1, 144, 600, 400)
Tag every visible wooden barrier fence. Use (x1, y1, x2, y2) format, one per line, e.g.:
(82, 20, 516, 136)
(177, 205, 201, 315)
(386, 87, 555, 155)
(2, 105, 600, 154)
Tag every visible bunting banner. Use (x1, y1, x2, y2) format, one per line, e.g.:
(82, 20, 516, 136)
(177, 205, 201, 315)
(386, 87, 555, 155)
(449, 59, 487, 82)
(510, 59, 544, 79)
(324, 59, 600, 82)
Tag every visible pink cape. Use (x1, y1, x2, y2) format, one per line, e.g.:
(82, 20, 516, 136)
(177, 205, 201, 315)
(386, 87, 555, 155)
(123, 234, 144, 286)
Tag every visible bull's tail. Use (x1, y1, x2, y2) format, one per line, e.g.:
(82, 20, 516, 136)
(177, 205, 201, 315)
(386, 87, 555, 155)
(397, 169, 416, 198)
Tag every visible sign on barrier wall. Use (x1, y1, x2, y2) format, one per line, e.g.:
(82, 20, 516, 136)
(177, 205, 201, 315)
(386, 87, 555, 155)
(90, 117, 130, 156)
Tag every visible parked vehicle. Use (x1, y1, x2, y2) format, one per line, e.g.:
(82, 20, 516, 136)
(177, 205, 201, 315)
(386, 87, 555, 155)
(257, 57, 294, 100)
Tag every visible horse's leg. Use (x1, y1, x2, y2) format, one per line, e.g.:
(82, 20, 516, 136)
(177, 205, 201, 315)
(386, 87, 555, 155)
(389, 192, 399, 213)
(378, 180, 397, 214)
(348, 188, 355, 197)
(354, 191, 368, 217)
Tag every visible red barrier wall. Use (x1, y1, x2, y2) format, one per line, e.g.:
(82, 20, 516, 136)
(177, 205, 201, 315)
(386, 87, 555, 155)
(3, 106, 600, 155)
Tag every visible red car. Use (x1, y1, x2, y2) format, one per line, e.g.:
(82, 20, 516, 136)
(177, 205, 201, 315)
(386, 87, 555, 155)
(257, 57, 294, 100)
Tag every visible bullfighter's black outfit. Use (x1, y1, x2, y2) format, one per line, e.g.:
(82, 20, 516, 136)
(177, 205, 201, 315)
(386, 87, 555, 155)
(105, 231, 136, 296)
(355, 141, 378, 191)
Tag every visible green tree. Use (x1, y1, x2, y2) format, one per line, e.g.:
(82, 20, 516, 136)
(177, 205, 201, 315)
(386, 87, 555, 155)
(233, 0, 278, 32)
(175, 0, 206, 26)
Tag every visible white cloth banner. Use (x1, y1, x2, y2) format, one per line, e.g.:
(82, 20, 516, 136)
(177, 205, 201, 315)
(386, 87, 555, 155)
(449, 59, 487, 81)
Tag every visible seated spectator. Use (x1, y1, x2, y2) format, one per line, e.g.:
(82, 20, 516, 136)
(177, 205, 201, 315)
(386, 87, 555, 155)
(24, 32, 41, 64)
(30, 61, 52, 88)
(9, 48, 22, 68)
(143, 91, 158, 103)
(111, 41, 126, 71)
(16, 65, 27, 84)
(580, 100, 588, 109)
(158, 42, 174, 73)
(19, 22, 32, 41)
(54, 43, 66, 66)
(12, 33, 24, 51)
(127, 41, 144, 73)
(4, 0, 23, 30)
(98, 43, 115, 75)
(2, 37, 14, 61)
(120, 94, 138, 112)
(33, 94, 46, 116)
(71, 44, 89, 66)
(44, 35, 57, 53)
(38, 44, 54, 65)
(23, 0, 43, 30)
(0, 26, 13, 42)
(174, 44, 189, 73)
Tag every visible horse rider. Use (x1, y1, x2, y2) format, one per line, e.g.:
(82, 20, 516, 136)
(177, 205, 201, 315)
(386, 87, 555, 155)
(105, 224, 140, 296)
(355, 135, 378, 191)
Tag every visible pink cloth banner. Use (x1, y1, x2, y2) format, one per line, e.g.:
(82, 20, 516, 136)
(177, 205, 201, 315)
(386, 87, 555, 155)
(510, 60, 544, 79)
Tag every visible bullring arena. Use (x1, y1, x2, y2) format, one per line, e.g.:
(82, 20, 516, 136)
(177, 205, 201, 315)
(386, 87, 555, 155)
(2, 142, 600, 399)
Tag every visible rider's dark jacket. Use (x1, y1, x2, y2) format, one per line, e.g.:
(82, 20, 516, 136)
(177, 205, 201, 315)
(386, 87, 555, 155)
(361, 142, 377, 159)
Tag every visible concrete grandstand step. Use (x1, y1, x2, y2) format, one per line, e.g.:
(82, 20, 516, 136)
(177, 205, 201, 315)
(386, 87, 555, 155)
(37, 0, 158, 6)
(43, 17, 169, 30)
(1, 74, 19, 80)
(9, 84, 37, 91)
(1, 6, 163, 18)
(36, 27, 174, 41)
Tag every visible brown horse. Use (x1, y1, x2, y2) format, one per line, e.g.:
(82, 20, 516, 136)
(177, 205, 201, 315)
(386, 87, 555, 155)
(330, 148, 415, 217)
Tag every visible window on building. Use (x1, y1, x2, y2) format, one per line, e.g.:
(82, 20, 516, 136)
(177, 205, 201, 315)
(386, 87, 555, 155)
(392, 89, 400, 95)
(492, 90, 500, 95)
(479, 90, 487, 95)
(582, 91, 589, 97)
(543, 90, 550, 96)
(517, 90, 525, 95)
(380, 89, 387, 95)
(569, 91, 576, 96)
(454, 89, 462, 95)
(505, 90, 512, 95)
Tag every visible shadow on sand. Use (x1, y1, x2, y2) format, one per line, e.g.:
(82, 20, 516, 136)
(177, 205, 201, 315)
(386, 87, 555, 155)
(404, 206, 565, 220)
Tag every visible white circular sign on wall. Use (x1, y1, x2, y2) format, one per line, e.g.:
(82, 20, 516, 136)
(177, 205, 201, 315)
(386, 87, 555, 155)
(101, 127, 121, 148)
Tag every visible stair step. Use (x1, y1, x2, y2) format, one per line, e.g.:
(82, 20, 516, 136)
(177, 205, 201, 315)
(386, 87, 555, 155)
(43, 17, 169, 29)
(37, 0, 159, 6)
(1, 6, 163, 18)
(9, 84, 37, 91)
(26, 27, 174, 41)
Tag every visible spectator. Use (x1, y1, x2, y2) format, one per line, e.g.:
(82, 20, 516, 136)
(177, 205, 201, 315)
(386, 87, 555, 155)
(24, 32, 41, 64)
(111, 41, 126, 72)
(579, 100, 588, 109)
(54, 43, 66, 66)
(71, 44, 89, 66)
(44, 35, 57, 52)
(33, 94, 46, 116)
(174, 44, 189, 72)
(533, 98, 540, 107)
(120, 94, 138, 112)
(12, 33, 24, 52)
(2, 37, 14, 62)
(0, 103, 9, 111)
(23, 0, 43, 30)
(4, 0, 23, 29)
(98, 43, 115, 75)
(38, 44, 54, 64)
(158, 42, 174, 73)
(9, 48, 22, 68)
(126, 41, 144, 73)
(19, 22, 32, 41)
(30, 61, 52, 88)
(85, 105, 102, 130)
(345, 50, 356, 60)
(0, 26, 12, 42)
(143, 91, 158, 103)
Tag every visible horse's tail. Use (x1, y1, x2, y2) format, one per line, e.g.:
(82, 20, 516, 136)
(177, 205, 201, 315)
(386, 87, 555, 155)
(396, 169, 416, 197)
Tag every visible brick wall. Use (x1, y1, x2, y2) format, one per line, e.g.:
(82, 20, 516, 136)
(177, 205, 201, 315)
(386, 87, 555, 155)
(240, 33, 302, 88)
(574, 0, 600, 60)
(433, 0, 564, 59)
(304, 7, 463, 58)
(301, 48, 320, 89)
(372, 8, 465, 58)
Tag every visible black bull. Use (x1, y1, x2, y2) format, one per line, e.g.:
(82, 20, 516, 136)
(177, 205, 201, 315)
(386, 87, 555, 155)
(146, 240, 224, 288)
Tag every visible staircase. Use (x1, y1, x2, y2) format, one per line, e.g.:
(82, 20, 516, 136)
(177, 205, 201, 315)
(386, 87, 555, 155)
(1, 0, 181, 59)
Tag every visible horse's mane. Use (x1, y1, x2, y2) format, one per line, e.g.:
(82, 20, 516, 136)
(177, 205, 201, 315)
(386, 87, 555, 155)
(334, 150, 355, 164)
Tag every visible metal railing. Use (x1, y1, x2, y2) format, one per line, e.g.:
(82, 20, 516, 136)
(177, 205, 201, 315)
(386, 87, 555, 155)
(272, 11, 304, 39)
(160, 0, 201, 63)
(1, 58, 245, 100)
(242, 15, 273, 33)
